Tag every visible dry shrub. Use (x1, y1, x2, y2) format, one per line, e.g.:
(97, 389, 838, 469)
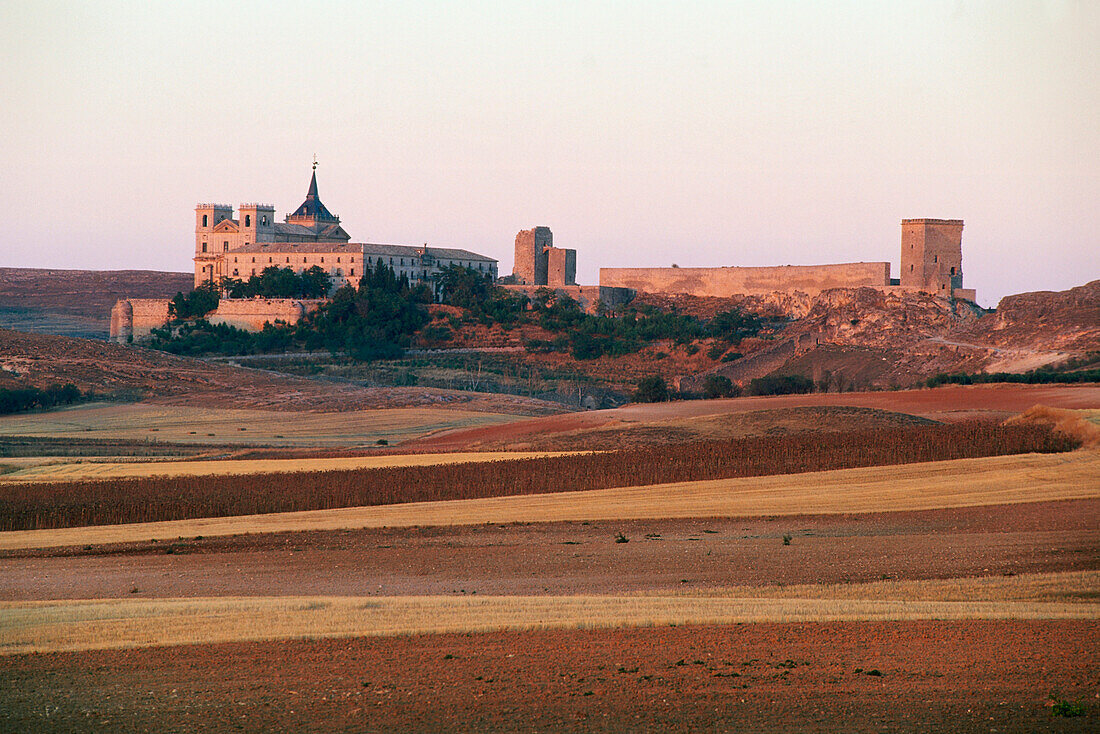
(0, 421, 1078, 532)
(1006, 405, 1100, 449)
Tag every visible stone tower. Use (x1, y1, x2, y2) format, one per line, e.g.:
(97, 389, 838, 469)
(900, 218, 965, 296)
(238, 203, 276, 245)
(513, 226, 553, 285)
(194, 203, 233, 287)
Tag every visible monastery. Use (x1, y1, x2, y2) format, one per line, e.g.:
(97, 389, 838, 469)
(111, 166, 498, 341)
(194, 164, 498, 291)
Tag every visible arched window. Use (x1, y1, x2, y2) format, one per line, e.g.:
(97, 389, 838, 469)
(261, 215, 267, 225)
(245, 215, 251, 227)
(201, 243, 207, 253)
(202, 214, 208, 227)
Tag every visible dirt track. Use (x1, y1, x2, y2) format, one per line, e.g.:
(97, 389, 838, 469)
(5, 500, 1096, 601)
(2, 621, 1095, 733)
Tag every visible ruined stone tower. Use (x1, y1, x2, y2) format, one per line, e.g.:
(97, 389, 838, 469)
(513, 227, 553, 285)
(900, 218, 971, 299)
(513, 226, 577, 287)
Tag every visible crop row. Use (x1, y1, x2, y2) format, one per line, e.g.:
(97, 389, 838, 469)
(0, 422, 1078, 531)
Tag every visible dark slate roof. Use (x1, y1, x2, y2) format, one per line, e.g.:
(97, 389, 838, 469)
(358, 243, 497, 262)
(287, 170, 339, 223)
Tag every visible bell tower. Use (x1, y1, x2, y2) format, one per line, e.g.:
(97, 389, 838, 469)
(194, 203, 232, 288)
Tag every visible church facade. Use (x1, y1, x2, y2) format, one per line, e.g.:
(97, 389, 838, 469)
(194, 167, 498, 292)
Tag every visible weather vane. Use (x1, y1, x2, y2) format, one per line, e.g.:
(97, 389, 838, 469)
(312, 154, 317, 171)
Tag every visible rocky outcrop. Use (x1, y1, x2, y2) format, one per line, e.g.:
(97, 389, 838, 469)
(680, 287, 991, 391)
(793, 287, 983, 346)
(969, 280, 1100, 352)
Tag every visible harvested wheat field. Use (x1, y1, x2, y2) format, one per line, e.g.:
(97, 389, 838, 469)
(409, 383, 1100, 450)
(3, 449, 1095, 551)
(0, 449, 582, 483)
(1, 417, 1097, 730)
(0, 403, 525, 448)
(2, 571, 1097, 654)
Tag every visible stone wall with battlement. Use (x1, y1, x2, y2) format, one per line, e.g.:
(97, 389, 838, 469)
(109, 298, 322, 342)
(599, 262, 892, 299)
(207, 299, 323, 331)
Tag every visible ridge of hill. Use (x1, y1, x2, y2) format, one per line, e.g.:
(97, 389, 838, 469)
(0, 268, 193, 339)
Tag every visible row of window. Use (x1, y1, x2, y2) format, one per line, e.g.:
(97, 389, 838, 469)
(232, 268, 356, 278)
(233, 255, 354, 264)
(203, 249, 495, 274)
(200, 214, 270, 227)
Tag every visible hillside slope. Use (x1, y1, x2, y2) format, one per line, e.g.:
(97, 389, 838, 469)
(680, 281, 1099, 391)
(0, 268, 193, 339)
(0, 329, 561, 414)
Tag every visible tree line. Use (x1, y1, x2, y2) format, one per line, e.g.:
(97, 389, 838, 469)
(0, 384, 85, 415)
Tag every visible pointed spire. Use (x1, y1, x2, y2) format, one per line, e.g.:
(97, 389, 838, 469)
(287, 160, 339, 225)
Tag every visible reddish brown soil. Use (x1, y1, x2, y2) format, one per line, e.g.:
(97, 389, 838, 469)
(0, 328, 561, 414)
(407, 383, 1100, 450)
(4, 499, 1096, 601)
(2, 621, 1095, 733)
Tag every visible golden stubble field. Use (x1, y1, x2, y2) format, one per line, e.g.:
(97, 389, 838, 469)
(0, 450, 587, 483)
(0, 402, 524, 448)
(2, 571, 1095, 655)
(4, 449, 1096, 551)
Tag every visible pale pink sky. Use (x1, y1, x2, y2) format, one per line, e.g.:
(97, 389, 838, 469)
(2, 1, 1097, 306)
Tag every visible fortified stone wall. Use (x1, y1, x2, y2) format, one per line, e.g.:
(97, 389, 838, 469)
(109, 298, 321, 342)
(207, 299, 322, 331)
(599, 262, 891, 299)
(109, 299, 171, 342)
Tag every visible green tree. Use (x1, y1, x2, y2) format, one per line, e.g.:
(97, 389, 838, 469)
(169, 285, 219, 320)
(703, 374, 736, 399)
(633, 376, 669, 403)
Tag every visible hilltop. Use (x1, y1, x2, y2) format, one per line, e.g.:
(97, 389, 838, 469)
(2, 263, 1097, 405)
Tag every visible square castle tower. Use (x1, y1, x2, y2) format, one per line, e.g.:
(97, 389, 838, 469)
(513, 227, 577, 287)
(900, 218, 974, 301)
